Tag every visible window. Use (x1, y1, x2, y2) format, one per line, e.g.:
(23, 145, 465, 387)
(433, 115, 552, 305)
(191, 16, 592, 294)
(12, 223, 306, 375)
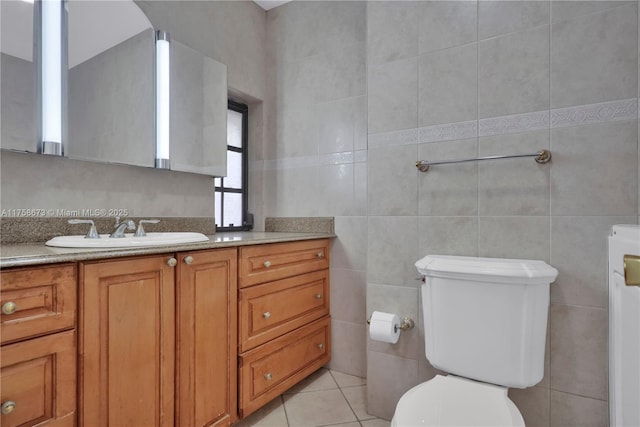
(215, 100, 250, 231)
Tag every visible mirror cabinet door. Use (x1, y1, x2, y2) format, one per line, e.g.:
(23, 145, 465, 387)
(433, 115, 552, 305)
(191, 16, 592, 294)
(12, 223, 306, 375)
(170, 41, 228, 176)
(67, 1, 154, 167)
(1, 0, 37, 153)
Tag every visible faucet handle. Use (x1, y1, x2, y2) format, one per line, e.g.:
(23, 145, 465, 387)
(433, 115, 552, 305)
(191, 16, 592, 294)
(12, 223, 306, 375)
(135, 219, 160, 237)
(68, 219, 100, 239)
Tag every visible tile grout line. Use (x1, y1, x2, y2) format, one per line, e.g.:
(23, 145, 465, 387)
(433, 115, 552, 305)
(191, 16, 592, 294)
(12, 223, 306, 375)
(328, 369, 365, 426)
(280, 394, 292, 427)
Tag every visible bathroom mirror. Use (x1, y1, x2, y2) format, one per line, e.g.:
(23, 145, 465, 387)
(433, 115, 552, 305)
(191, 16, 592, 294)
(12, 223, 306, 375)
(67, 0, 155, 167)
(1, 0, 37, 153)
(1, 0, 228, 176)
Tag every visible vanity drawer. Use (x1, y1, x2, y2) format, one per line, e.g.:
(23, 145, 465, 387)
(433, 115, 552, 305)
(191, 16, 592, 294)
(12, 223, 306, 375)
(238, 316, 330, 418)
(0, 330, 76, 427)
(239, 270, 329, 352)
(239, 239, 329, 288)
(0, 264, 76, 345)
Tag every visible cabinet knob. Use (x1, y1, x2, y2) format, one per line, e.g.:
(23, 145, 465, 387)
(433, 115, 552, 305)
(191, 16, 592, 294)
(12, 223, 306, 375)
(1, 401, 16, 415)
(315, 293, 322, 299)
(317, 343, 324, 350)
(1, 301, 17, 315)
(264, 373, 272, 380)
(263, 261, 271, 268)
(263, 311, 271, 319)
(167, 258, 178, 267)
(184, 256, 194, 265)
(316, 252, 324, 258)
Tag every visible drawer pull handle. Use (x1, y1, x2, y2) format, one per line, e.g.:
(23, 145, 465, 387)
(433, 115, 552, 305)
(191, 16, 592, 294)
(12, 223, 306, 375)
(1, 302, 17, 315)
(167, 258, 178, 267)
(263, 312, 271, 319)
(264, 373, 272, 381)
(1, 401, 16, 415)
(316, 252, 324, 258)
(263, 261, 271, 268)
(315, 293, 322, 299)
(317, 343, 324, 350)
(184, 256, 194, 265)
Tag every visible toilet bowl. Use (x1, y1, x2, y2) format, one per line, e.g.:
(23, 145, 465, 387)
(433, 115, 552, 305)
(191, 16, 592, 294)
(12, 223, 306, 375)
(391, 255, 558, 427)
(391, 375, 524, 427)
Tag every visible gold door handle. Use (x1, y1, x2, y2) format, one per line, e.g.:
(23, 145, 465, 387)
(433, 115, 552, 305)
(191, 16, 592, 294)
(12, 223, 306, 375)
(263, 261, 271, 268)
(1, 401, 16, 415)
(264, 373, 272, 380)
(315, 294, 322, 299)
(624, 254, 640, 286)
(184, 256, 194, 265)
(1, 301, 17, 315)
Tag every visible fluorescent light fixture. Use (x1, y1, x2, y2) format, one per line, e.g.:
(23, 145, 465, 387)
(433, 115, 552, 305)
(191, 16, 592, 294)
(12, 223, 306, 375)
(155, 30, 170, 169)
(39, 0, 65, 155)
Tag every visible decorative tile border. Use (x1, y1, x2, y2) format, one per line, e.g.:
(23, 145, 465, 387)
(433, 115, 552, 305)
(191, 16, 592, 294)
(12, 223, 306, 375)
(550, 98, 638, 129)
(479, 111, 549, 137)
(263, 98, 638, 170)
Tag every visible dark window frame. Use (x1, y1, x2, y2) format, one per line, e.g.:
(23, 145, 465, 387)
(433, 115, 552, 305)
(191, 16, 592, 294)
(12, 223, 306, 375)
(215, 99, 250, 231)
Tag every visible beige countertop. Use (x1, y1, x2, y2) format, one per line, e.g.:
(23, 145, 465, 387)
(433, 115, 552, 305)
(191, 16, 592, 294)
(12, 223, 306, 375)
(0, 232, 335, 268)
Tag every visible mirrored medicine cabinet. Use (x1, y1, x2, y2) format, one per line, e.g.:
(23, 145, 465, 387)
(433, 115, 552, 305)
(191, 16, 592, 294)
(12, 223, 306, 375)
(0, 0, 227, 176)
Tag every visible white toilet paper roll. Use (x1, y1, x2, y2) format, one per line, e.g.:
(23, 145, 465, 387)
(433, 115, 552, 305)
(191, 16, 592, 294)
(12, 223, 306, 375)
(368, 311, 401, 344)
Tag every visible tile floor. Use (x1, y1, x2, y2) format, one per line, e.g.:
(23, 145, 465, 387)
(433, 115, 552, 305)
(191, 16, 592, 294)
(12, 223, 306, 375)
(233, 368, 390, 427)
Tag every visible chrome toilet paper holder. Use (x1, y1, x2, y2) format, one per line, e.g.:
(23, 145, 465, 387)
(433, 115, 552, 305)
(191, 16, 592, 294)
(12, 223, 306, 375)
(367, 316, 415, 333)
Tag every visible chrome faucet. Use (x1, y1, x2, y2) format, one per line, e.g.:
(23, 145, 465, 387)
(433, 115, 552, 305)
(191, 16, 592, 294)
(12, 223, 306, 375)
(110, 217, 135, 238)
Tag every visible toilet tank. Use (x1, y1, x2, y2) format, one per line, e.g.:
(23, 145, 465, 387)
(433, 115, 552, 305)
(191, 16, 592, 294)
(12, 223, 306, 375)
(416, 255, 558, 388)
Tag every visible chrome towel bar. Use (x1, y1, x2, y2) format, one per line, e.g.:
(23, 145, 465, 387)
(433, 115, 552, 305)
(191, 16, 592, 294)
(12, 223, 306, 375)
(416, 149, 551, 173)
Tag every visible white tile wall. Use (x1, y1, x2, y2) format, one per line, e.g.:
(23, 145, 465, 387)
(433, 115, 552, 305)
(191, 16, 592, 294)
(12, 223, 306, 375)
(262, 1, 640, 424)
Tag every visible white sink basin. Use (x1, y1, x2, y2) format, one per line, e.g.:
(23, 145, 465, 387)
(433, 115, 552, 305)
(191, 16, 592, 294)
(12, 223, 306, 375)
(45, 232, 210, 248)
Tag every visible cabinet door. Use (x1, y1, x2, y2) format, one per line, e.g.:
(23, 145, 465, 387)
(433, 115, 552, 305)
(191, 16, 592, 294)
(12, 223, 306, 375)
(176, 248, 237, 427)
(79, 256, 176, 427)
(0, 330, 76, 427)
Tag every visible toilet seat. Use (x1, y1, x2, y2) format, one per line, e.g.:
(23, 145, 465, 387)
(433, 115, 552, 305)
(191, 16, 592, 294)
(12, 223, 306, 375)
(391, 375, 525, 427)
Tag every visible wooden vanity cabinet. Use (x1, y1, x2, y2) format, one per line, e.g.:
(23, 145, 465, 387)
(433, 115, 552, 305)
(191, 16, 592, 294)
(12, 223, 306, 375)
(0, 236, 329, 426)
(0, 264, 77, 427)
(79, 248, 237, 427)
(238, 239, 331, 418)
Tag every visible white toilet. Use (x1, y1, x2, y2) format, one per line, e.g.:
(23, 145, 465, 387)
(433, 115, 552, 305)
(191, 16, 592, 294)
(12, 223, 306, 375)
(391, 255, 558, 427)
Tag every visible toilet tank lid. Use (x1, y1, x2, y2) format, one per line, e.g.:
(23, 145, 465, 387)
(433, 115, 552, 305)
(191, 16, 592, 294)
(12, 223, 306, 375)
(416, 255, 558, 285)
